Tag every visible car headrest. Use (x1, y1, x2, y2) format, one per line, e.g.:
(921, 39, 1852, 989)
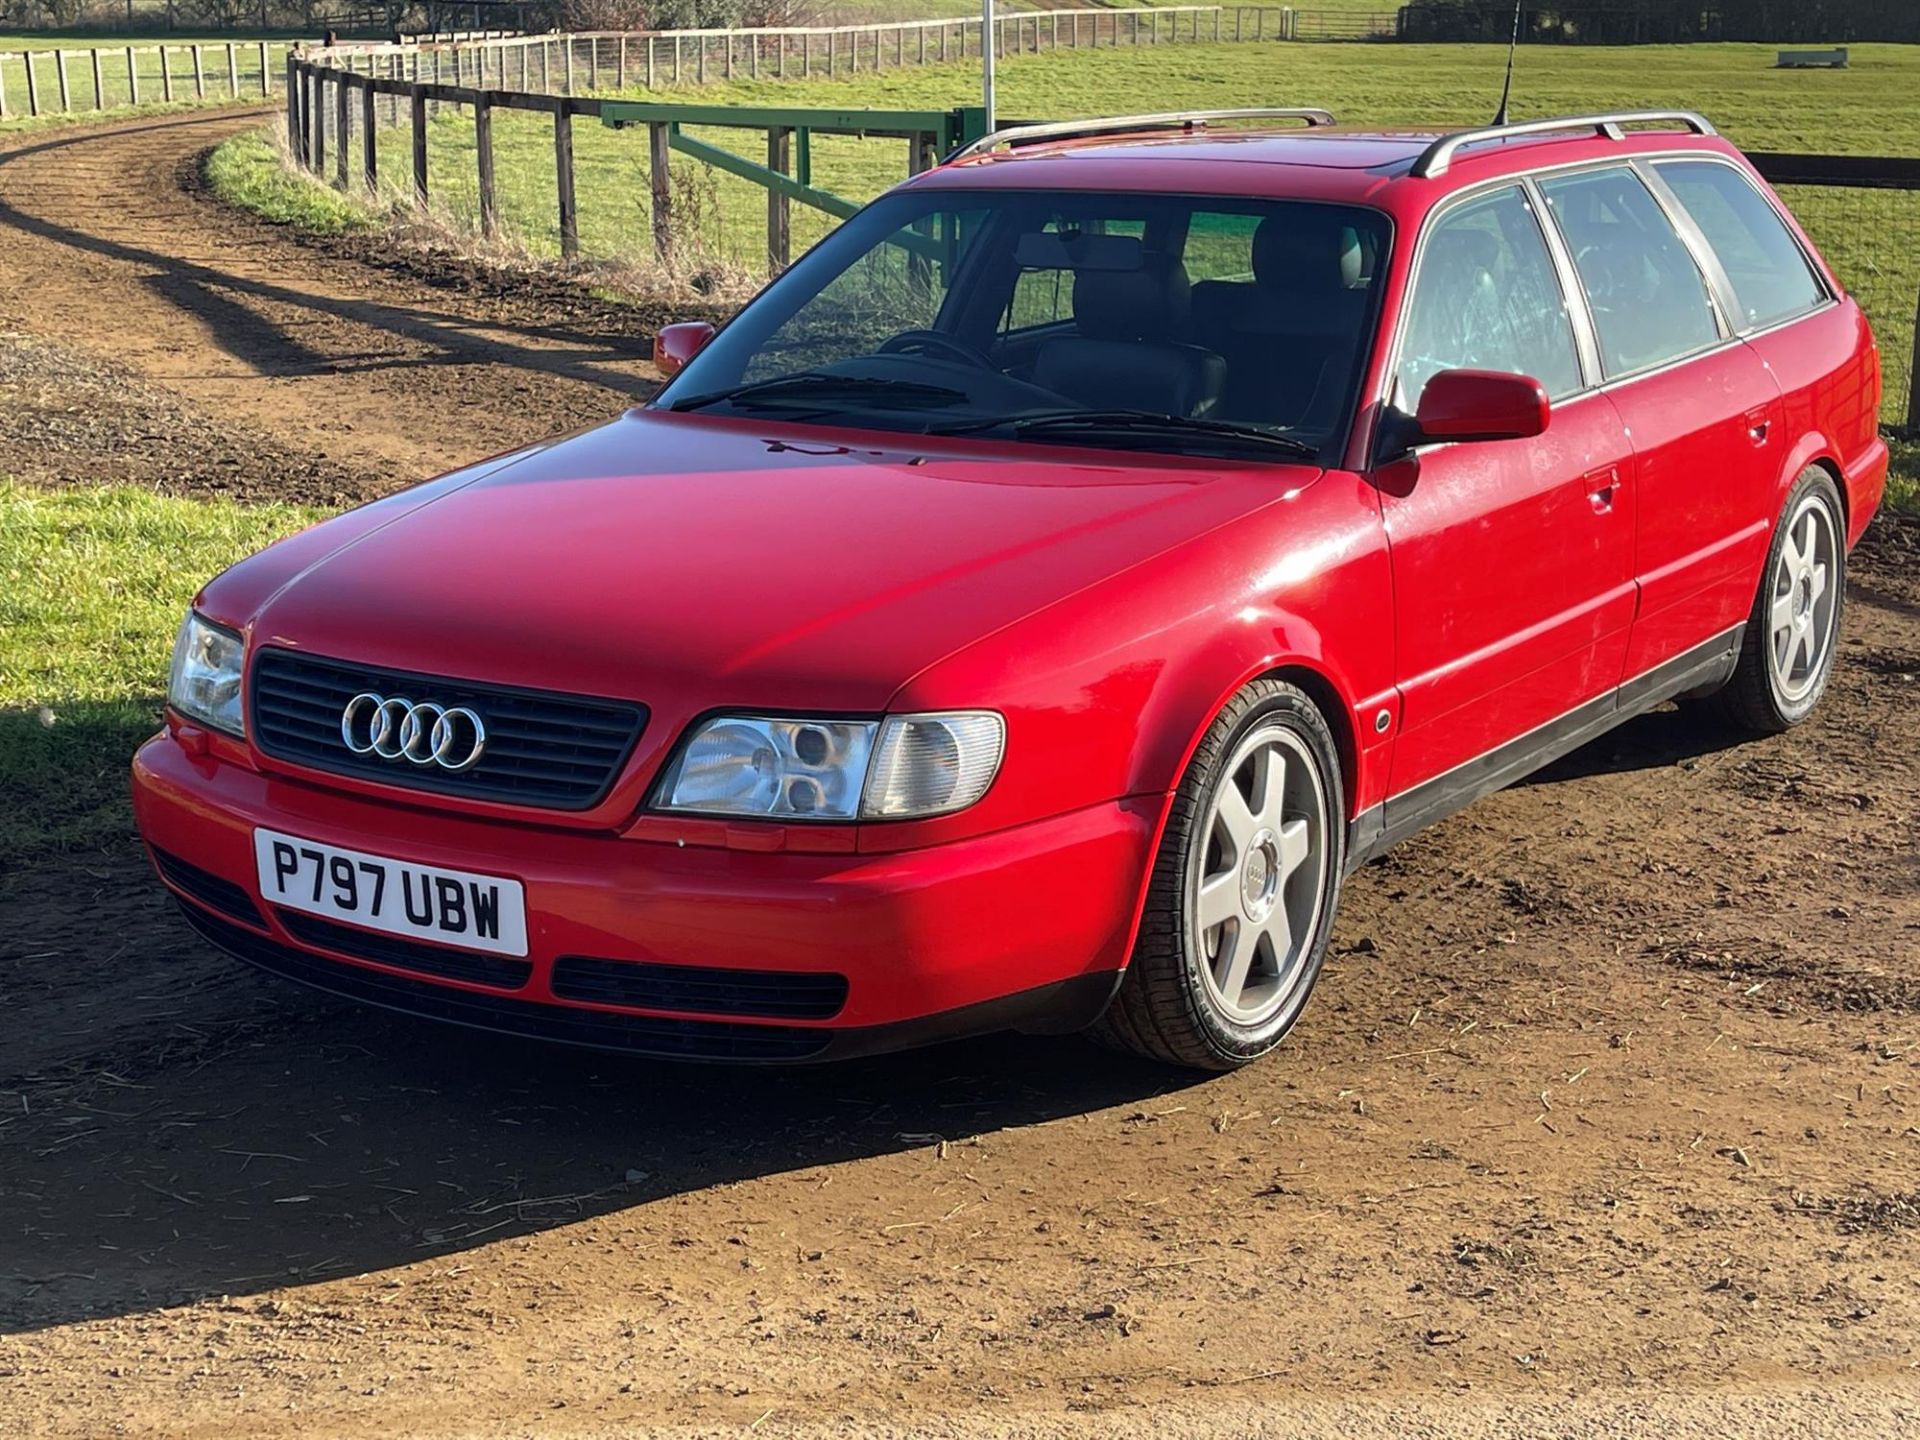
(1253, 212, 1366, 293)
(1071, 252, 1193, 343)
(1424, 227, 1501, 285)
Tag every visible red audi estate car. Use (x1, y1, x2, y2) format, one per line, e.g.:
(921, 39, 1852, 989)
(136, 109, 1886, 1069)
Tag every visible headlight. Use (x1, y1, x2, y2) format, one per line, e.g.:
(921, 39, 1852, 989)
(665, 717, 876, 820)
(168, 610, 246, 737)
(658, 711, 1004, 821)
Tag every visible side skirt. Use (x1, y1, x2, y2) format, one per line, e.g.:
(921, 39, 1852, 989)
(1345, 625, 1744, 872)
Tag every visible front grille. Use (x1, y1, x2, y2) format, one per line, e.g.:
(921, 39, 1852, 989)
(250, 648, 647, 810)
(176, 901, 832, 1062)
(152, 846, 266, 928)
(551, 955, 849, 1020)
(275, 909, 532, 991)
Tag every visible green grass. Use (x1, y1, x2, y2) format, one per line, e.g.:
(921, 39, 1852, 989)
(0, 481, 321, 868)
(205, 126, 375, 232)
(373, 41, 1920, 256)
(1889, 433, 1919, 511)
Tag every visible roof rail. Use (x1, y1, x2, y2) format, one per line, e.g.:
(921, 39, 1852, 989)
(1409, 110, 1718, 179)
(947, 109, 1337, 164)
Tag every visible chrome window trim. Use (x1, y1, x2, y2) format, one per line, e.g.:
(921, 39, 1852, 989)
(1642, 152, 1837, 331)
(1520, 172, 1606, 390)
(1742, 295, 1842, 342)
(1630, 157, 1742, 338)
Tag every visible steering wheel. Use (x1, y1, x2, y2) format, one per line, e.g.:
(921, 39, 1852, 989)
(877, 329, 997, 371)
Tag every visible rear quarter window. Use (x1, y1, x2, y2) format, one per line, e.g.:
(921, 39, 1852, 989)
(1652, 159, 1828, 330)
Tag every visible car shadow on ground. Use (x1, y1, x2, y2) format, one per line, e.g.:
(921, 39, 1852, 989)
(0, 877, 1196, 1335)
(1521, 700, 1746, 786)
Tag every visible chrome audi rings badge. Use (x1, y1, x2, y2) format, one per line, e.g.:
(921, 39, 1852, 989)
(340, 692, 487, 773)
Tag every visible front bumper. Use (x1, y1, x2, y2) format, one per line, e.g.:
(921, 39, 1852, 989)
(132, 733, 1156, 1062)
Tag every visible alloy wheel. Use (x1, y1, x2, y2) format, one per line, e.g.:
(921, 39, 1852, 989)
(1189, 723, 1331, 1026)
(1767, 492, 1841, 704)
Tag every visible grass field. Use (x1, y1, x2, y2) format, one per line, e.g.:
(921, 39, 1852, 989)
(0, 481, 318, 866)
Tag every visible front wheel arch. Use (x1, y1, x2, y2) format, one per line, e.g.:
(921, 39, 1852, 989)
(1108, 656, 1367, 982)
(1096, 676, 1349, 1070)
(1141, 655, 1363, 832)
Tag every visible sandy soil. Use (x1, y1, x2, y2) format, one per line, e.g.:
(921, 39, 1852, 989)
(1, 111, 1917, 1440)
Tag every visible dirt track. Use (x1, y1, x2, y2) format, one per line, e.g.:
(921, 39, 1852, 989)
(2, 113, 1919, 1439)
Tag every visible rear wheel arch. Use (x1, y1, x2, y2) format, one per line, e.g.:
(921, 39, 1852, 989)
(1809, 454, 1848, 533)
(1772, 429, 1848, 531)
(1713, 464, 1847, 734)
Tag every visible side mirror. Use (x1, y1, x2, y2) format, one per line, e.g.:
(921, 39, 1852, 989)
(653, 321, 716, 378)
(1414, 368, 1550, 444)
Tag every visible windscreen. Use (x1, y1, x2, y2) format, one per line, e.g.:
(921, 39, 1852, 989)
(656, 189, 1390, 463)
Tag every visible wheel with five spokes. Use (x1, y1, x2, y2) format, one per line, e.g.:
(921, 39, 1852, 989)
(1096, 679, 1344, 1070)
(1716, 468, 1847, 734)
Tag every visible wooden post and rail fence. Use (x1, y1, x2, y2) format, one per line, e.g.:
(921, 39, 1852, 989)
(0, 39, 295, 118)
(0, 8, 1468, 123)
(287, 51, 991, 273)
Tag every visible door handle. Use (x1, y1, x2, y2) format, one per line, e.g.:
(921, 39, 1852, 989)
(1583, 464, 1622, 514)
(1745, 405, 1772, 444)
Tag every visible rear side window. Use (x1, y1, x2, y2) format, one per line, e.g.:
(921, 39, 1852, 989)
(1396, 185, 1584, 406)
(1538, 166, 1721, 378)
(1653, 160, 1827, 329)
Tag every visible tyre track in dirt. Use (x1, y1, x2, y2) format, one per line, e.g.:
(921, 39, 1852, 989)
(2, 112, 1919, 1439)
(0, 108, 659, 493)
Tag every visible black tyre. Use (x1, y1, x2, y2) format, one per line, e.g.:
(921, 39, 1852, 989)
(1096, 679, 1345, 1071)
(1714, 468, 1847, 734)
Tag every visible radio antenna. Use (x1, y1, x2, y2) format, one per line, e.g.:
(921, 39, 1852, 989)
(1491, 0, 1524, 126)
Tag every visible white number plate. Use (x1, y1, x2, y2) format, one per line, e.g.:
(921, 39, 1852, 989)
(253, 828, 528, 958)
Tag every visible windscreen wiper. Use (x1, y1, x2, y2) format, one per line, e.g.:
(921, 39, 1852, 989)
(667, 372, 970, 413)
(931, 409, 1321, 460)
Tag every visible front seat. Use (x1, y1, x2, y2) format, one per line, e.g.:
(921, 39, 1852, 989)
(1031, 254, 1226, 417)
(1190, 210, 1372, 426)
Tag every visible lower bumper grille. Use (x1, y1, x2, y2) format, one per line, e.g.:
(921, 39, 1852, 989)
(174, 900, 833, 1062)
(551, 955, 849, 1020)
(275, 909, 532, 991)
(151, 846, 265, 927)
